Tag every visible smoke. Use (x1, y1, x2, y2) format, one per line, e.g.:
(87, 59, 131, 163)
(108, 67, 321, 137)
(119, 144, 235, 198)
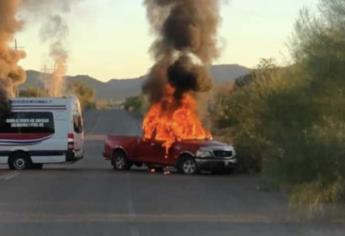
(22, 0, 77, 13)
(41, 14, 69, 97)
(143, 0, 221, 104)
(0, 0, 26, 123)
(22, 0, 79, 97)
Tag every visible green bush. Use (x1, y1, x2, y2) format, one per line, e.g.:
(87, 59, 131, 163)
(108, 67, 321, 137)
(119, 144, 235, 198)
(211, 59, 288, 172)
(123, 96, 147, 115)
(69, 82, 96, 111)
(211, 0, 345, 209)
(262, 0, 345, 207)
(19, 87, 48, 97)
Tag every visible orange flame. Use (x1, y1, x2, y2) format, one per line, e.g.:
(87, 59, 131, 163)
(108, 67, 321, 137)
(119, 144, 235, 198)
(143, 85, 212, 155)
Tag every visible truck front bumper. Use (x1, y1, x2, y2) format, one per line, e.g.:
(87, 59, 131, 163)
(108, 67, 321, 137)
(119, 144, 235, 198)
(195, 158, 237, 170)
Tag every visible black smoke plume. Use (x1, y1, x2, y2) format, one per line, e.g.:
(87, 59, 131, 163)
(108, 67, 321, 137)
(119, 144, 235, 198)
(0, 81, 11, 127)
(0, 0, 26, 125)
(143, 0, 221, 104)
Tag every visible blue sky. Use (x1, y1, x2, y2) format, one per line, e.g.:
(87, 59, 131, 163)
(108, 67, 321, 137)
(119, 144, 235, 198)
(17, 0, 318, 81)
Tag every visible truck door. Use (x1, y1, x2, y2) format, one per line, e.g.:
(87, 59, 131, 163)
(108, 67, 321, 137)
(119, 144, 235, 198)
(135, 139, 167, 165)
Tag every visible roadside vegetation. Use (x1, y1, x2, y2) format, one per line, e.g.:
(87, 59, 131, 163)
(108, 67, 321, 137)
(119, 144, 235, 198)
(123, 95, 147, 115)
(211, 0, 345, 210)
(95, 100, 114, 110)
(19, 87, 48, 97)
(68, 82, 96, 110)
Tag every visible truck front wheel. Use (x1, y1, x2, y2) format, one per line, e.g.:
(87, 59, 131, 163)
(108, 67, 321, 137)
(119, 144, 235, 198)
(177, 155, 199, 175)
(112, 150, 132, 171)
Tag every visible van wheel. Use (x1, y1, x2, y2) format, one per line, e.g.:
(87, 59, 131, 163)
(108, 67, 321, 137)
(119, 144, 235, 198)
(112, 150, 131, 171)
(177, 155, 199, 175)
(9, 153, 31, 170)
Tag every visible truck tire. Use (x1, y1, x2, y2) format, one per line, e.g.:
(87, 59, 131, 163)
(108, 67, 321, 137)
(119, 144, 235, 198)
(8, 152, 31, 170)
(112, 150, 132, 171)
(177, 155, 199, 175)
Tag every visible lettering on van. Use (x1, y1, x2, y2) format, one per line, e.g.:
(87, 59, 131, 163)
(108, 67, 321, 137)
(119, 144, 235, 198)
(6, 118, 50, 128)
(0, 112, 55, 134)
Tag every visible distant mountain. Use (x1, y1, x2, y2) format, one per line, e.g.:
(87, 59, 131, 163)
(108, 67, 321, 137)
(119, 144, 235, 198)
(211, 64, 250, 84)
(21, 64, 250, 101)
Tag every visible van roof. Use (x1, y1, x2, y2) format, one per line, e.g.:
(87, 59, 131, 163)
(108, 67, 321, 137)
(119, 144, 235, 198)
(10, 97, 78, 107)
(11, 97, 77, 100)
(11, 97, 77, 103)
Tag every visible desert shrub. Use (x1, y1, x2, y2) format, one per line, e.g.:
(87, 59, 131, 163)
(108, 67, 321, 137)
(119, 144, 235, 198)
(96, 100, 113, 110)
(123, 96, 147, 115)
(69, 82, 96, 110)
(212, 0, 345, 209)
(19, 87, 48, 97)
(211, 59, 289, 172)
(262, 0, 345, 207)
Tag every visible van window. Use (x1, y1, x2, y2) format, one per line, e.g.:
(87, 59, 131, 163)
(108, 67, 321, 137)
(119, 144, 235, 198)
(73, 115, 83, 134)
(0, 112, 55, 134)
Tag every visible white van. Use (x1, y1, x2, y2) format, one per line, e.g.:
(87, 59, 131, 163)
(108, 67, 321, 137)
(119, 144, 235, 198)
(0, 97, 84, 170)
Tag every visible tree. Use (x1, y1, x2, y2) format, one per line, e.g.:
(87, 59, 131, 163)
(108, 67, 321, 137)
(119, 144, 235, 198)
(123, 96, 147, 115)
(211, 0, 345, 209)
(19, 87, 48, 97)
(211, 59, 290, 172)
(263, 0, 345, 208)
(69, 82, 96, 110)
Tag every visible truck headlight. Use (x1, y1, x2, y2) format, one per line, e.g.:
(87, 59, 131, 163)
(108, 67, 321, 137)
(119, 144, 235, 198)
(196, 150, 213, 158)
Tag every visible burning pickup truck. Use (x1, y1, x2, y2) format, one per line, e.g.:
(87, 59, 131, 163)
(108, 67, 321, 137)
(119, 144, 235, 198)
(103, 136, 237, 175)
(103, 83, 237, 175)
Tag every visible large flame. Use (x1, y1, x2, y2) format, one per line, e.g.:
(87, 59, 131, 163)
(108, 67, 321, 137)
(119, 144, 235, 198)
(143, 84, 212, 155)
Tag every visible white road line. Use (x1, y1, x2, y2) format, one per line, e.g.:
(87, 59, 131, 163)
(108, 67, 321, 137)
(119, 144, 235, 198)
(0, 172, 19, 181)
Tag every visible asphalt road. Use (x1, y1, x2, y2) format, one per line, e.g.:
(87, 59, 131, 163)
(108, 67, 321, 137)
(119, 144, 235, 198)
(0, 109, 344, 236)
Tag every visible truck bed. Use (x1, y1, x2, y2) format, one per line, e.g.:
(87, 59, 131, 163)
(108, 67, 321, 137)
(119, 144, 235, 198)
(103, 135, 140, 159)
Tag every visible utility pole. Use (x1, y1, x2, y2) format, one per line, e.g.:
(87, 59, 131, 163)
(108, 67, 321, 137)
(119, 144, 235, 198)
(14, 39, 25, 51)
(41, 64, 55, 74)
(41, 64, 55, 97)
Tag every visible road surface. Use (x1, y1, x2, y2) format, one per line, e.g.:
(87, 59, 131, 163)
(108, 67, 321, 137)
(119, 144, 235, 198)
(0, 109, 344, 236)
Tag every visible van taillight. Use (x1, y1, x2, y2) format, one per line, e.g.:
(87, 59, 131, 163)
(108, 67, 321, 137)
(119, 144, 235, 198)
(68, 133, 74, 150)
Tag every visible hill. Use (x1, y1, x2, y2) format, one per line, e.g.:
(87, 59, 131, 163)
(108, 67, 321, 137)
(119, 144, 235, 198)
(21, 64, 250, 101)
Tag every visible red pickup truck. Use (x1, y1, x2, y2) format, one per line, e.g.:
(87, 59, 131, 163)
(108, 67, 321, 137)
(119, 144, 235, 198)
(103, 135, 237, 175)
